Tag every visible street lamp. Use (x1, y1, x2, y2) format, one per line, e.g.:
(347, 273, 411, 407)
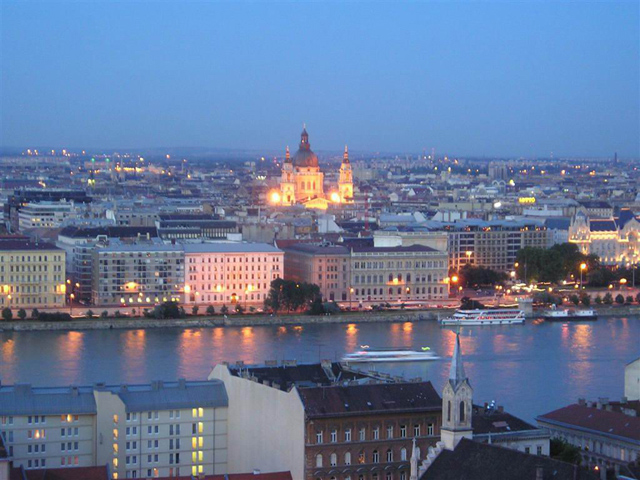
(580, 263, 587, 290)
(450, 275, 459, 297)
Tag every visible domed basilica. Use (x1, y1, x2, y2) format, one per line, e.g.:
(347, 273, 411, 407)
(276, 127, 353, 209)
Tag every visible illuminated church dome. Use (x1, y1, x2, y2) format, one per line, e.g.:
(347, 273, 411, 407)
(293, 127, 319, 168)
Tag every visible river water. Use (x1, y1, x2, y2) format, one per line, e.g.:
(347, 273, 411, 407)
(1, 316, 638, 422)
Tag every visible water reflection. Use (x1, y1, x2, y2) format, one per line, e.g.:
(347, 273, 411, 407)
(56, 331, 85, 384)
(123, 330, 146, 383)
(0, 316, 636, 423)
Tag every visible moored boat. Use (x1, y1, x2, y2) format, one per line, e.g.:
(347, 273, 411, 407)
(542, 307, 597, 321)
(439, 309, 525, 326)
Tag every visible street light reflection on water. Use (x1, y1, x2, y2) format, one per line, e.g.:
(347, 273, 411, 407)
(0, 316, 636, 421)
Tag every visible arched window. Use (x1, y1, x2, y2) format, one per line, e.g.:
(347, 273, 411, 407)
(400, 447, 407, 461)
(313, 182, 316, 190)
(447, 401, 451, 422)
(345, 452, 351, 465)
(372, 450, 379, 463)
(398, 274, 403, 282)
(386, 449, 393, 462)
(460, 401, 466, 422)
(388, 273, 393, 282)
(407, 273, 411, 282)
(316, 454, 323, 468)
(330, 453, 337, 467)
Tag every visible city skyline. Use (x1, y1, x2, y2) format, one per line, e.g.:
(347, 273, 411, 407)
(1, 1, 639, 157)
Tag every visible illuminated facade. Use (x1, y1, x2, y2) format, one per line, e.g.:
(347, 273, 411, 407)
(183, 243, 283, 308)
(0, 240, 66, 310)
(569, 209, 640, 266)
(276, 128, 353, 209)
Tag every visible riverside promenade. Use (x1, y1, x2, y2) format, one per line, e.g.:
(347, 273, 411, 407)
(1, 305, 639, 332)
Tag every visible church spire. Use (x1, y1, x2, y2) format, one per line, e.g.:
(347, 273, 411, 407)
(285, 146, 291, 163)
(343, 145, 350, 164)
(410, 438, 419, 480)
(449, 332, 467, 387)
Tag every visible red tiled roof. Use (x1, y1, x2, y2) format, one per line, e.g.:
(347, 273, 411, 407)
(11, 466, 109, 480)
(159, 473, 292, 480)
(537, 404, 640, 442)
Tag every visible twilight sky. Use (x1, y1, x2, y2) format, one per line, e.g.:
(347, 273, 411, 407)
(1, 1, 638, 157)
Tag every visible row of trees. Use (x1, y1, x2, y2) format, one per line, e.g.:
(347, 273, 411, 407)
(533, 291, 640, 307)
(456, 264, 508, 288)
(515, 243, 597, 284)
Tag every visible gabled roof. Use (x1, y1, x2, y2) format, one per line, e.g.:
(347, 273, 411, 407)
(420, 438, 598, 480)
(537, 403, 640, 443)
(298, 382, 441, 418)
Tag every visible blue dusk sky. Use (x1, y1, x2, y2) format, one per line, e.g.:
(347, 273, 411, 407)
(1, 1, 638, 157)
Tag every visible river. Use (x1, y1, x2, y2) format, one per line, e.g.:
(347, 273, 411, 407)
(1, 316, 638, 422)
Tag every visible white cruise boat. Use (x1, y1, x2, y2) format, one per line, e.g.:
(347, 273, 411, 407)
(342, 346, 440, 363)
(542, 307, 597, 321)
(439, 309, 525, 326)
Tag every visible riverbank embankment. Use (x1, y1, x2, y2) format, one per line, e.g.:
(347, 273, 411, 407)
(1, 305, 638, 332)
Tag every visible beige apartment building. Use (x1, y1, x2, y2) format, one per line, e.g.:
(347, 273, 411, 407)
(0, 240, 66, 310)
(281, 243, 449, 306)
(0, 380, 228, 479)
(183, 243, 283, 308)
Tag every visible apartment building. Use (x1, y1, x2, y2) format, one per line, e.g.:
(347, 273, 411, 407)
(282, 244, 350, 302)
(57, 226, 159, 304)
(17, 201, 75, 230)
(0, 380, 229, 479)
(0, 240, 66, 310)
(91, 240, 184, 307)
(209, 362, 442, 480)
(156, 215, 239, 240)
(350, 245, 449, 306)
(446, 220, 549, 272)
(281, 243, 449, 306)
(183, 243, 283, 308)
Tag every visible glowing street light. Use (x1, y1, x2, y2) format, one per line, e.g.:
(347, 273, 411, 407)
(580, 263, 587, 289)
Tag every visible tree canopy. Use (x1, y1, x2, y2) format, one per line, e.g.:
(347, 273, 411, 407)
(515, 243, 598, 283)
(264, 278, 321, 313)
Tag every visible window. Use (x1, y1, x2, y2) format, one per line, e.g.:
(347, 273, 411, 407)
(316, 431, 323, 444)
(459, 401, 465, 423)
(358, 452, 365, 464)
(345, 429, 351, 442)
(447, 401, 451, 422)
(401, 448, 407, 461)
(427, 423, 434, 436)
(536, 445, 543, 455)
(331, 430, 337, 443)
(330, 453, 337, 467)
(400, 425, 407, 438)
(525, 447, 531, 454)
(359, 428, 366, 441)
(373, 427, 379, 440)
(345, 452, 351, 465)
(315, 454, 323, 468)
(387, 449, 393, 462)
(414, 424, 420, 437)
(373, 450, 379, 463)
(386, 425, 393, 439)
